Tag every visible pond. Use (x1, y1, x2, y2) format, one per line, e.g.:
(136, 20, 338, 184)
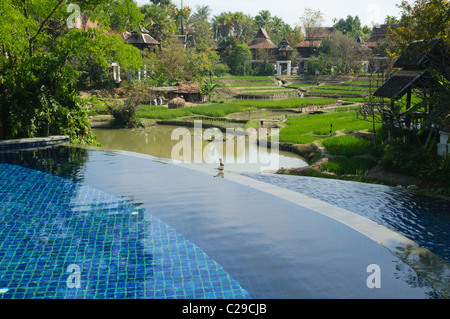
(92, 125, 308, 173)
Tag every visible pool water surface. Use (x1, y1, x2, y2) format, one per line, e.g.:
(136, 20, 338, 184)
(0, 146, 448, 299)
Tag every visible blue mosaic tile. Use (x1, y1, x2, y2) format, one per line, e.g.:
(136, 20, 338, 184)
(0, 163, 251, 299)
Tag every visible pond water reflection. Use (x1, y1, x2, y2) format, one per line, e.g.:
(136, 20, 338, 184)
(93, 126, 308, 173)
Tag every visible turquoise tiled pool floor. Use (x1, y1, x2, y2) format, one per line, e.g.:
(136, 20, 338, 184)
(0, 146, 446, 299)
(0, 164, 251, 299)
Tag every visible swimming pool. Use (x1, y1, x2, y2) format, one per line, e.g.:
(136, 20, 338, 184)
(0, 145, 448, 299)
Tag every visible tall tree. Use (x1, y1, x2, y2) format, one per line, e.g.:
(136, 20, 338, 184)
(389, 0, 449, 53)
(141, 3, 176, 42)
(228, 44, 252, 75)
(188, 5, 214, 47)
(255, 10, 272, 29)
(300, 8, 325, 52)
(0, 0, 142, 143)
(318, 32, 368, 74)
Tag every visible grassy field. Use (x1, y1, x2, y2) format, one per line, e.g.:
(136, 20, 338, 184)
(309, 89, 368, 95)
(279, 112, 380, 144)
(191, 103, 254, 117)
(215, 75, 290, 95)
(134, 97, 337, 120)
(229, 82, 277, 87)
(322, 135, 373, 157)
(322, 157, 374, 175)
(226, 98, 336, 109)
(238, 90, 298, 95)
(136, 105, 192, 119)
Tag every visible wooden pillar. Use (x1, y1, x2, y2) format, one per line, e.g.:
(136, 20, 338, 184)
(406, 88, 412, 110)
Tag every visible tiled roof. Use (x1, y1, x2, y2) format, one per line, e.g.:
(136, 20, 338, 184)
(278, 37, 294, 51)
(296, 27, 334, 48)
(248, 27, 278, 49)
(125, 28, 160, 46)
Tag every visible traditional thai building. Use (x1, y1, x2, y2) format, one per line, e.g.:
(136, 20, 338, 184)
(374, 38, 448, 142)
(364, 24, 398, 51)
(248, 27, 279, 57)
(295, 27, 334, 73)
(276, 37, 294, 75)
(364, 24, 399, 73)
(124, 27, 160, 52)
(247, 28, 295, 75)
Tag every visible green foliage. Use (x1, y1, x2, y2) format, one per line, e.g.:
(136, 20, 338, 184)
(108, 100, 140, 128)
(322, 157, 374, 175)
(212, 63, 231, 76)
(191, 104, 255, 117)
(136, 105, 192, 119)
(200, 74, 219, 102)
(389, 0, 450, 53)
(140, 3, 176, 42)
(332, 15, 371, 41)
(380, 138, 450, 189)
(228, 44, 253, 75)
(322, 136, 373, 157)
(146, 37, 219, 83)
(0, 0, 143, 144)
(315, 32, 367, 75)
(251, 63, 275, 76)
(0, 54, 97, 145)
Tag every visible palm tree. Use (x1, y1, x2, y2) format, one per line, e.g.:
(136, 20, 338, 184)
(213, 12, 233, 39)
(141, 4, 176, 42)
(193, 5, 211, 20)
(255, 10, 272, 29)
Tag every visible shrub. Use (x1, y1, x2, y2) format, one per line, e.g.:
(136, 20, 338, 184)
(213, 63, 231, 76)
(380, 138, 450, 188)
(107, 87, 145, 128)
(0, 54, 97, 145)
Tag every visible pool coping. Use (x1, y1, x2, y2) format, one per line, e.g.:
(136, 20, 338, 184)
(0, 136, 69, 151)
(7, 142, 450, 298)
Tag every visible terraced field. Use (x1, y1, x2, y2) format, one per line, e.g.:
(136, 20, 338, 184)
(214, 76, 297, 96)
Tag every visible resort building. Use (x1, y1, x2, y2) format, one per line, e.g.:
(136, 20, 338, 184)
(374, 38, 449, 151)
(124, 27, 161, 53)
(364, 24, 399, 73)
(247, 27, 295, 75)
(295, 27, 335, 73)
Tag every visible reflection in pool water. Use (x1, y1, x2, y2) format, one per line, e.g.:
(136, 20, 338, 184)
(92, 126, 308, 173)
(241, 173, 450, 263)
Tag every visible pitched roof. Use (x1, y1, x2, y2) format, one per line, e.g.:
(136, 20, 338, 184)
(296, 27, 334, 48)
(124, 28, 160, 46)
(374, 38, 447, 99)
(248, 27, 278, 49)
(393, 38, 444, 68)
(373, 70, 428, 99)
(365, 24, 398, 48)
(278, 37, 294, 52)
(173, 82, 200, 94)
(296, 39, 326, 48)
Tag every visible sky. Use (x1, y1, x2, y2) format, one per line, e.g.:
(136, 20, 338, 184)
(136, 0, 405, 27)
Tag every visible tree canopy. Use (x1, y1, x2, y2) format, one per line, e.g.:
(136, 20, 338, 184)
(0, 0, 143, 142)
